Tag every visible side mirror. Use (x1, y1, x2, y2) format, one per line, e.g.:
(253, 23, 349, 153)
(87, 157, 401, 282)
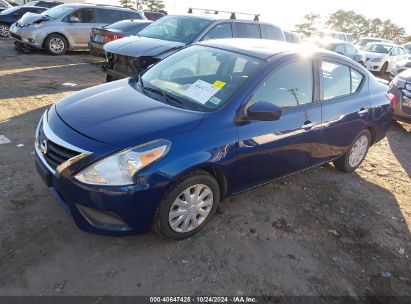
(246, 101, 282, 121)
(69, 16, 80, 23)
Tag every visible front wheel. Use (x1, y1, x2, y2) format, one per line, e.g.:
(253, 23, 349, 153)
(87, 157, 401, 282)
(155, 171, 220, 240)
(44, 34, 68, 55)
(379, 62, 388, 75)
(333, 129, 371, 173)
(0, 23, 10, 38)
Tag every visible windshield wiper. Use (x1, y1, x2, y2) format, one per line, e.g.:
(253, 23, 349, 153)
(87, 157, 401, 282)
(137, 75, 184, 108)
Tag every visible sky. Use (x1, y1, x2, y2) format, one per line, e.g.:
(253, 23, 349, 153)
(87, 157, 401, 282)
(89, 0, 411, 34)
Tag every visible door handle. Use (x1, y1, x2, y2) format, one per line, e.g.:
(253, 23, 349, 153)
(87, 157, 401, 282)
(358, 108, 369, 115)
(301, 121, 315, 130)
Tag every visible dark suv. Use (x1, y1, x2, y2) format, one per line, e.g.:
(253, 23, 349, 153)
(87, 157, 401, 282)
(103, 11, 285, 81)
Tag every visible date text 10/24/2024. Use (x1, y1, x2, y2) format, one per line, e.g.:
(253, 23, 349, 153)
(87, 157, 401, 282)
(149, 297, 258, 303)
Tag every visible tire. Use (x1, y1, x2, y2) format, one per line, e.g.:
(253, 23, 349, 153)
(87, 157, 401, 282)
(44, 33, 68, 55)
(333, 129, 371, 173)
(106, 74, 114, 82)
(379, 62, 388, 75)
(155, 170, 220, 240)
(0, 23, 10, 38)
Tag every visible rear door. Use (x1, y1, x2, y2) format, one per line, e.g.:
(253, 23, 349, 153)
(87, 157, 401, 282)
(318, 58, 370, 161)
(237, 57, 322, 190)
(64, 8, 96, 48)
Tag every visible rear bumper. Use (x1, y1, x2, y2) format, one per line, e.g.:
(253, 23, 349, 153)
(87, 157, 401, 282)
(89, 41, 105, 57)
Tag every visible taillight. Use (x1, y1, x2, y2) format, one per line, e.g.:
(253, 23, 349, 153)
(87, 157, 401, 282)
(386, 93, 398, 106)
(104, 34, 124, 43)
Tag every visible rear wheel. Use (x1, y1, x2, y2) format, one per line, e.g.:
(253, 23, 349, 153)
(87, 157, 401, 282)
(44, 34, 68, 55)
(0, 23, 10, 38)
(155, 171, 220, 240)
(333, 129, 371, 173)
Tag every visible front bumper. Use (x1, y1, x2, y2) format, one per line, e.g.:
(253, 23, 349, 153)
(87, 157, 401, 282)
(34, 111, 174, 236)
(9, 24, 46, 49)
(365, 60, 383, 72)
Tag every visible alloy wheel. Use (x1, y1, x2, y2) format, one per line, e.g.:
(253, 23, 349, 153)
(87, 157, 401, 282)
(168, 184, 214, 233)
(49, 37, 65, 54)
(0, 24, 9, 37)
(348, 135, 368, 168)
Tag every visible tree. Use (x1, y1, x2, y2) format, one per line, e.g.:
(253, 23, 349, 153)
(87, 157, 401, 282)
(324, 10, 408, 44)
(326, 10, 369, 40)
(379, 19, 405, 44)
(140, 0, 165, 11)
(294, 13, 321, 37)
(120, 0, 136, 9)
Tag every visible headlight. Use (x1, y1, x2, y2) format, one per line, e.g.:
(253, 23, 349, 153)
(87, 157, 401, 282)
(371, 57, 382, 62)
(75, 139, 170, 186)
(34, 23, 44, 28)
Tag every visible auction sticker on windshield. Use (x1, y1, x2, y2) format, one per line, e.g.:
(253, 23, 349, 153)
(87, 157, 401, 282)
(184, 80, 224, 104)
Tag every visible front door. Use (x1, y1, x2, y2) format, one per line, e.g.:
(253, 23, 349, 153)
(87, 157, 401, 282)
(65, 8, 96, 48)
(237, 59, 322, 190)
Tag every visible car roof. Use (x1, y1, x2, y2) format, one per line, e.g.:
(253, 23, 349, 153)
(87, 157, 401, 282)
(168, 13, 277, 25)
(198, 38, 332, 60)
(366, 42, 398, 47)
(57, 3, 133, 10)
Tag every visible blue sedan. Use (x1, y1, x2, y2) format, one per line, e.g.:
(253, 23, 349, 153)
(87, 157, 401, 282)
(35, 39, 393, 239)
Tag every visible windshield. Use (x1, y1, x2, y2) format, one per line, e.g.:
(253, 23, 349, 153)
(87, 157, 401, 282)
(136, 45, 262, 112)
(41, 5, 72, 19)
(138, 16, 212, 44)
(363, 43, 393, 54)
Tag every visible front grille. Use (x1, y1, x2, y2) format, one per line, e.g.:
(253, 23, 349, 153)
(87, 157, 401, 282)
(10, 33, 21, 41)
(38, 126, 80, 171)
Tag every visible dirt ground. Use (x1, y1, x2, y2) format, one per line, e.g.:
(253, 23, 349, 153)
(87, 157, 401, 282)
(0, 38, 410, 297)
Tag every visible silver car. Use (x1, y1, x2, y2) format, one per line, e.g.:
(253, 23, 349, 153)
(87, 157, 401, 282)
(9, 3, 145, 55)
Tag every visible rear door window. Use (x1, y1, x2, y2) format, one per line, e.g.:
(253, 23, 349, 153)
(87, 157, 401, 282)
(233, 22, 261, 38)
(351, 69, 364, 93)
(202, 23, 232, 40)
(321, 61, 364, 99)
(261, 24, 284, 41)
(95, 9, 123, 24)
(322, 61, 350, 99)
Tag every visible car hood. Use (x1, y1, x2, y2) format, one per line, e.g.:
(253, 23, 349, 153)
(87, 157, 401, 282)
(361, 51, 388, 60)
(398, 68, 411, 81)
(55, 79, 205, 147)
(17, 12, 48, 26)
(103, 35, 185, 58)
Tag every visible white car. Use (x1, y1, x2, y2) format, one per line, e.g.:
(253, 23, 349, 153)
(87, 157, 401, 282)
(355, 37, 392, 49)
(361, 43, 408, 75)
